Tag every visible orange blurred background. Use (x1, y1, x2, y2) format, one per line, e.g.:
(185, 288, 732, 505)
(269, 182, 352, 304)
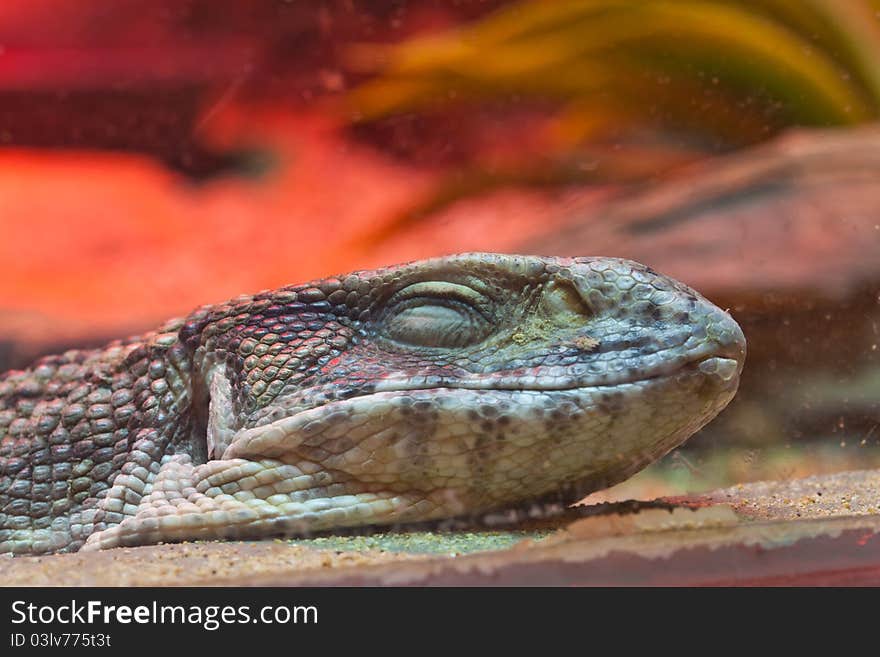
(2, 1, 584, 361)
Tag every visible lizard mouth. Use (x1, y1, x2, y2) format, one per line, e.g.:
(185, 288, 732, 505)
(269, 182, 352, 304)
(219, 353, 742, 462)
(363, 353, 742, 394)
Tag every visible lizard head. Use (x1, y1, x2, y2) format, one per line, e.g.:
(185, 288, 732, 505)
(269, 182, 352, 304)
(188, 253, 745, 527)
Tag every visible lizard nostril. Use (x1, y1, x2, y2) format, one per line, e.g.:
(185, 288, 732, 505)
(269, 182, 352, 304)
(540, 280, 594, 324)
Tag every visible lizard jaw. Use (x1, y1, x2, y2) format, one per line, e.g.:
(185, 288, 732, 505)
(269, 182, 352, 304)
(220, 357, 740, 507)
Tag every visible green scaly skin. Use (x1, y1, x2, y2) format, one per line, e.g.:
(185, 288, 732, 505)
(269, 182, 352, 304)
(0, 253, 745, 555)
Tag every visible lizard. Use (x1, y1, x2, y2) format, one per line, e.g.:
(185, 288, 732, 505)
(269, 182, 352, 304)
(0, 253, 745, 555)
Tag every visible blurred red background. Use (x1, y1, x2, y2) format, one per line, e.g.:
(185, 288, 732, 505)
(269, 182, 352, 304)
(2, 1, 576, 361)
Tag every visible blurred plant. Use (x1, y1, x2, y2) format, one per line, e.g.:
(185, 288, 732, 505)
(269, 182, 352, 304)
(351, 0, 880, 141)
(346, 0, 880, 228)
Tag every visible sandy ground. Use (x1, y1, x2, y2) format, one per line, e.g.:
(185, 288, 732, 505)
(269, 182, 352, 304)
(4, 468, 880, 586)
(0, 541, 432, 587)
(687, 468, 880, 520)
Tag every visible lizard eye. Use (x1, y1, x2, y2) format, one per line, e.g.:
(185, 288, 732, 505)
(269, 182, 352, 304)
(380, 282, 491, 348)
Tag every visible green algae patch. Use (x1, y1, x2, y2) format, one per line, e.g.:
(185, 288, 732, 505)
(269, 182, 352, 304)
(287, 529, 554, 555)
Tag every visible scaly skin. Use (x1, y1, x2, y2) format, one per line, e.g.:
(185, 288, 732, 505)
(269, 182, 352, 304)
(0, 253, 745, 555)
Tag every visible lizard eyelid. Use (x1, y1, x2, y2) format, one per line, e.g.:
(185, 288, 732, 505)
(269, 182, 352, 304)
(387, 281, 492, 318)
(379, 283, 493, 348)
